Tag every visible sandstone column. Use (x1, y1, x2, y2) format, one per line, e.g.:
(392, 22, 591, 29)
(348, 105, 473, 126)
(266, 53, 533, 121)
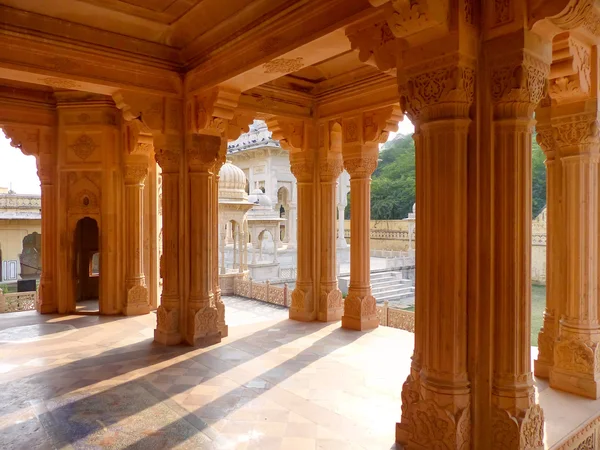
(395, 62, 472, 448)
(549, 112, 600, 398)
(213, 156, 228, 338)
(488, 42, 548, 446)
(186, 133, 221, 346)
(318, 152, 344, 322)
(534, 120, 561, 379)
(123, 163, 150, 315)
(154, 138, 183, 345)
(289, 151, 316, 321)
(341, 109, 399, 331)
(36, 145, 57, 314)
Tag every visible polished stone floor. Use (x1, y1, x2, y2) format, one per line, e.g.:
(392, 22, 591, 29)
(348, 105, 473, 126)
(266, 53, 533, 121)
(0, 297, 411, 449)
(1, 296, 597, 449)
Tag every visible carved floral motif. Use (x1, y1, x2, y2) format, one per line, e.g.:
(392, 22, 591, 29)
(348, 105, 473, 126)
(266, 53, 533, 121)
(70, 134, 98, 160)
(155, 147, 181, 173)
(291, 288, 305, 309)
(157, 305, 179, 333)
(194, 306, 218, 334)
(124, 165, 148, 185)
(127, 285, 148, 306)
(344, 156, 378, 178)
(491, 405, 544, 449)
(344, 294, 377, 319)
(554, 339, 598, 375)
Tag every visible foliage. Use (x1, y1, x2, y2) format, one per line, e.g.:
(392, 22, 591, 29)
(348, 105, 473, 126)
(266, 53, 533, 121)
(531, 136, 546, 219)
(345, 132, 547, 220)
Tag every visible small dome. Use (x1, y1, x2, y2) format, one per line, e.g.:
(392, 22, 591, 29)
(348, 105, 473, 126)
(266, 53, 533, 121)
(248, 189, 272, 207)
(219, 162, 248, 201)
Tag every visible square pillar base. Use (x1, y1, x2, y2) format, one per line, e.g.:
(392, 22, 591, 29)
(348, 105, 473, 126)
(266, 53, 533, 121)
(123, 304, 150, 316)
(289, 309, 316, 322)
(533, 359, 552, 379)
(341, 315, 379, 331)
(318, 308, 343, 322)
(154, 330, 182, 346)
(188, 332, 221, 348)
(38, 303, 58, 314)
(550, 369, 600, 399)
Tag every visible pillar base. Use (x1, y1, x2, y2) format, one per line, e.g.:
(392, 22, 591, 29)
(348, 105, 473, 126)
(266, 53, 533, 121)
(289, 309, 316, 322)
(341, 293, 379, 331)
(37, 303, 58, 314)
(533, 359, 552, 379)
(189, 332, 222, 348)
(550, 370, 600, 399)
(123, 303, 150, 316)
(341, 315, 379, 331)
(219, 324, 229, 338)
(318, 308, 343, 322)
(123, 286, 150, 316)
(154, 329, 182, 346)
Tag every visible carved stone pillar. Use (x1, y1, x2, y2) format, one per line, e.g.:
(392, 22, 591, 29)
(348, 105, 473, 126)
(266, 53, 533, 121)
(318, 154, 344, 322)
(154, 138, 182, 345)
(534, 121, 560, 379)
(488, 45, 548, 447)
(289, 152, 316, 321)
(123, 163, 150, 316)
(186, 133, 221, 346)
(549, 112, 600, 399)
(341, 108, 399, 331)
(396, 61, 473, 448)
(37, 148, 57, 314)
(213, 158, 228, 338)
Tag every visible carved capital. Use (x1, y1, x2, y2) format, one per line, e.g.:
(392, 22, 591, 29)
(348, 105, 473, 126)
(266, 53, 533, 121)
(319, 158, 344, 182)
(552, 113, 599, 151)
(491, 52, 550, 119)
(491, 405, 544, 449)
(399, 59, 475, 124)
(344, 156, 378, 178)
(124, 119, 153, 155)
(535, 124, 557, 159)
(267, 117, 305, 152)
(289, 155, 314, 183)
(387, 0, 450, 39)
(187, 133, 222, 171)
(124, 165, 148, 185)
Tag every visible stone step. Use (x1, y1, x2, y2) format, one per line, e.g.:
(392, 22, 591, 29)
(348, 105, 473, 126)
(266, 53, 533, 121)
(371, 278, 411, 287)
(374, 290, 415, 301)
(372, 288, 414, 297)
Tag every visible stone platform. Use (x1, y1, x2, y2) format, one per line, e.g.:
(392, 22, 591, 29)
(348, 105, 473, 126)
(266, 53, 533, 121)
(0, 296, 594, 449)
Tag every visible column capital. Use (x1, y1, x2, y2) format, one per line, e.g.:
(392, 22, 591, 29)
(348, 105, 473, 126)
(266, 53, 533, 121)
(154, 134, 182, 173)
(343, 155, 379, 179)
(319, 156, 344, 183)
(289, 153, 314, 183)
(399, 55, 475, 124)
(187, 133, 222, 172)
(267, 117, 307, 152)
(553, 112, 599, 155)
(124, 164, 148, 185)
(490, 49, 550, 119)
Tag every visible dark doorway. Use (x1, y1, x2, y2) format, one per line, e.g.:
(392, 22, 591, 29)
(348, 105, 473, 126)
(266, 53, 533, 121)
(74, 217, 100, 313)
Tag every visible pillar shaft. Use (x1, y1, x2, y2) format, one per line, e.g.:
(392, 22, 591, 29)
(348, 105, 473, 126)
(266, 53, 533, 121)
(213, 166, 228, 338)
(341, 148, 378, 331)
(154, 143, 182, 345)
(318, 157, 344, 322)
(185, 133, 221, 346)
(534, 124, 560, 378)
(550, 112, 600, 399)
(289, 153, 316, 321)
(123, 165, 150, 315)
(37, 151, 57, 314)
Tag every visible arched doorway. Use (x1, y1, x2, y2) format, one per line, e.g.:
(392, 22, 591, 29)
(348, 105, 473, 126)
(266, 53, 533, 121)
(73, 217, 100, 313)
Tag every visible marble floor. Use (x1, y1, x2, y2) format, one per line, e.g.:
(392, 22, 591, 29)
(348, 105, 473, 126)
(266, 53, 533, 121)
(0, 296, 597, 450)
(0, 297, 410, 450)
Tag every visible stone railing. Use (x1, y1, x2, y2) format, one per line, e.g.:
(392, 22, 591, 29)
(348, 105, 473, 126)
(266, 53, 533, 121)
(233, 277, 289, 307)
(0, 289, 38, 313)
(278, 267, 297, 280)
(376, 300, 415, 333)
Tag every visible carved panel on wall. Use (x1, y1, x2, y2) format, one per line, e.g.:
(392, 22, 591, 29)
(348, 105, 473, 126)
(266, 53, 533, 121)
(67, 133, 101, 162)
(68, 173, 101, 215)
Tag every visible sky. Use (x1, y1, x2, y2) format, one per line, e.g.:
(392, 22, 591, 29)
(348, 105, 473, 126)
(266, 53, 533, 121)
(0, 130, 40, 195)
(0, 118, 415, 196)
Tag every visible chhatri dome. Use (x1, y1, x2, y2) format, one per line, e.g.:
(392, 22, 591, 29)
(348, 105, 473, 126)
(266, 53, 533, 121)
(247, 189, 273, 208)
(218, 161, 248, 201)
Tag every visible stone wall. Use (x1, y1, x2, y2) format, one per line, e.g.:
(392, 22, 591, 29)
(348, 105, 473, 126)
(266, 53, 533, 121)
(344, 219, 413, 251)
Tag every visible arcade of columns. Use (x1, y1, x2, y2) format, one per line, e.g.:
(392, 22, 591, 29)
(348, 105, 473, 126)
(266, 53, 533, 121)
(2, 0, 600, 447)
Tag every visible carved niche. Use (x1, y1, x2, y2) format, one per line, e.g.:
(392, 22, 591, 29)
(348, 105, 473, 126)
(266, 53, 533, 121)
(68, 173, 101, 215)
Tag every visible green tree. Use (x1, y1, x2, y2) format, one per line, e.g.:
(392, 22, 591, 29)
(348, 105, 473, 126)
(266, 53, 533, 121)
(531, 136, 546, 218)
